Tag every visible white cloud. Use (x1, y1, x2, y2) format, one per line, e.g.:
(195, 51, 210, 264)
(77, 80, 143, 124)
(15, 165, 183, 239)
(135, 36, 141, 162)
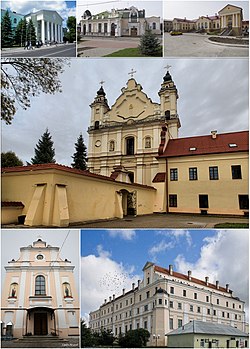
(174, 230, 249, 319)
(107, 229, 136, 240)
(158, 230, 193, 247)
(96, 244, 111, 258)
(81, 246, 141, 322)
(149, 240, 175, 255)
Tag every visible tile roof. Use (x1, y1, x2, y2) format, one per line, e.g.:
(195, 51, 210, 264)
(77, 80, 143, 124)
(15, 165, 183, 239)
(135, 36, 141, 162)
(158, 131, 248, 158)
(154, 265, 231, 293)
(152, 172, 166, 183)
(168, 320, 248, 336)
(1, 163, 155, 190)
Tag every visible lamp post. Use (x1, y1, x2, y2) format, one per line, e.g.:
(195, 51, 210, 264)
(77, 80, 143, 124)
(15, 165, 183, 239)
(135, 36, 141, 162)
(153, 334, 160, 347)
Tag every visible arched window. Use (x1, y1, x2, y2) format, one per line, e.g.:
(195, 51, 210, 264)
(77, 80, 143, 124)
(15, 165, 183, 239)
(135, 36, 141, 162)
(126, 137, 134, 155)
(9, 283, 18, 298)
(13, 18, 17, 24)
(35, 275, 46, 295)
(109, 140, 115, 152)
(152, 22, 156, 30)
(94, 121, 100, 129)
(145, 137, 151, 149)
(63, 282, 72, 297)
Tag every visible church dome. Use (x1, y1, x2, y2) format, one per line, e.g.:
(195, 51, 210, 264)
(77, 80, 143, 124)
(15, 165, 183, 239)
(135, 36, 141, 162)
(97, 86, 106, 97)
(163, 71, 172, 82)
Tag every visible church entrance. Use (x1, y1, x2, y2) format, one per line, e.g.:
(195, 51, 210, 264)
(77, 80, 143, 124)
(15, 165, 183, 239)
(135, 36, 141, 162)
(34, 313, 48, 335)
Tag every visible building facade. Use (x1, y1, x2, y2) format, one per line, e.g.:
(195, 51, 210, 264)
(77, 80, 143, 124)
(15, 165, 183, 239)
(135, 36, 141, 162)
(80, 6, 161, 37)
(1, 238, 80, 339)
(25, 10, 63, 43)
(89, 262, 246, 347)
(1, 9, 24, 33)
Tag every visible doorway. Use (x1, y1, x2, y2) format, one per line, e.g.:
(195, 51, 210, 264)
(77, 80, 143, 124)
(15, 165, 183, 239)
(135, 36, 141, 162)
(111, 23, 116, 36)
(34, 313, 48, 335)
(199, 195, 209, 209)
(131, 27, 138, 36)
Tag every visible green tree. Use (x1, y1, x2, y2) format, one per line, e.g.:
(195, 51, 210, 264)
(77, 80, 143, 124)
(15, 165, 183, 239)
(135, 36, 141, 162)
(14, 19, 28, 46)
(71, 133, 87, 170)
(1, 58, 69, 124)
(31, 129, 56, 164)
(118, 328, 150, 348)
(1, 151, 23, 167)
(65, 16, 76, 43)
(138, 29, 162, 57)
(81, 321, 96, 347)
(26, 19, 36, 45)
(1, 11, 13, 48)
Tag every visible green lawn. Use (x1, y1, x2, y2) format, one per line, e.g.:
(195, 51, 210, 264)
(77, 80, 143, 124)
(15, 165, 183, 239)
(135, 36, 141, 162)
(214, 222, 249, 229)
(104, 47, 162, 57)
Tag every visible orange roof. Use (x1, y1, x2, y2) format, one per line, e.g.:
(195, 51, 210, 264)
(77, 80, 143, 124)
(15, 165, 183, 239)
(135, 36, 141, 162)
(158, 131, 248, 158)
(154, 265, 231, 293)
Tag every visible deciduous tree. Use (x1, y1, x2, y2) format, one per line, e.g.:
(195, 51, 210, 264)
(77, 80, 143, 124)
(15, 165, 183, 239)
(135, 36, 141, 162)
(1, 151, 23, 167)
(65, 16, 76, 43)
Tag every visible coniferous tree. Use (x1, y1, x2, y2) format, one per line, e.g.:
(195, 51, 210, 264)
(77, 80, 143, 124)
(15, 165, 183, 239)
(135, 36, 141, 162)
(14, 19, 27, 46)
(138, 29, 162, 57)
(31, 129, 56, 164)
(71, 133, 87, 170)
(1, 11, 13, 48)
(27, 19, 36, 45)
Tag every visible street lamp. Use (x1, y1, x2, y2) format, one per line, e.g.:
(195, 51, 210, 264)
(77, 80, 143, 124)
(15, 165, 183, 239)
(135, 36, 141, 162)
(153, 334, 160, 347)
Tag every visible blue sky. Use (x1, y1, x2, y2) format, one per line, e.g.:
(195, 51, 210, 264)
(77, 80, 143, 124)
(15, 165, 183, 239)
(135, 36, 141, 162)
(81, 229, 249, 321)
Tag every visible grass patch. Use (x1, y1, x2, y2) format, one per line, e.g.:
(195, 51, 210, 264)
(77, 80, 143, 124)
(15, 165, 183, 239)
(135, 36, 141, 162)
(214, 222, 249, 229)
(104, 47, 162, 57)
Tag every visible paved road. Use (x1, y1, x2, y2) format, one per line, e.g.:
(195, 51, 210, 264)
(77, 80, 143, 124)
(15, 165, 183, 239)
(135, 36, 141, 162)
(77, 37, 140, 57)
(164, 32, 249, 57)
(1, 43, 76, 57)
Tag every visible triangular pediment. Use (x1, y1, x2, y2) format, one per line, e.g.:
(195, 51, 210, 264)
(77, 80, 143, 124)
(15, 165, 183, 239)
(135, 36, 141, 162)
(142, 261, 155, 271)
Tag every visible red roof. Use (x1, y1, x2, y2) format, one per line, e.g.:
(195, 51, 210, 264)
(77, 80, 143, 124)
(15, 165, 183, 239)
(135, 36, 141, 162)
(158, 131, 248, 158)
(152, 172, 166, 183)
(1, 163, 155, 190)
(154, 265, 231, 293)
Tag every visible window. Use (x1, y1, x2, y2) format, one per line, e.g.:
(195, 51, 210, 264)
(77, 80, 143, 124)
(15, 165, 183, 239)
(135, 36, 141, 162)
(120, 302, 122, 308)
(126, 137, 135, 155)
(190, 305, 193, 312)
(104, 23, 108, 33)
(152, 22, 156, 30)
(226, 301, 229, 307)
(189, 167, 198, 180)
(194, 293, 197, 300)
(139, 295, 142, 301)
(147, 277, 150, 284)
(178, 319, 182, 328)
(235, 314, 238, 320)
(170, 287, 174, 294)
(233, 303, 235, 309)
(145, 137, 151, 148)
(126, 300, 128, 306)
(98, 23, 102, 32)
(222, 311, 225, 318)
(206, 296, 209, 302)
(13, 18, 17, 24)
(159, 299, 162, 305)
(213, 310, 216, 316)
(36, 254, 44, 260)
(170, 168, 178, 181)
(169, 195, 177, 207)
(94, 121, 99, 129)
(227, 313, 230, 318)
(239, 195, 249, 210)
(239, 305, 241, 309)
(144, 321, 147, 329)
(231, 165, 242, 179)
(88, 23, 91, 32)
(146, 291, 150, 298)
(217, 299, 219, 305)
(178, 302, 182, 310)
(209, 166, 219, 180)
(169, 318, 173, 330)
(183, 290, 186, 297)
(197, 306, 201, 313)
(199, 195, 209, 209)
(109, 140, 115, 152)
(137, 308, 140, 314)
(169, 301, 173, 308)
(35, 275, 46, 295)
(207, 309, 210, 315)
(144, 305, 148, 311)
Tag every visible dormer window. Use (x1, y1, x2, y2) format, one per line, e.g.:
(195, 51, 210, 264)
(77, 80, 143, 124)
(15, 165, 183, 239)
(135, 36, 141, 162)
(189, 147, 197, 151)
(228, 143, 237, 148)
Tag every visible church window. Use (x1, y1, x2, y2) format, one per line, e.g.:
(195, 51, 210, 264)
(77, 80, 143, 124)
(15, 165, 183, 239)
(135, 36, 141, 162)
(35, 275, 46, 295)
(9, 283, 18, 298)
(189, 167, 198, 180)
(152, 22, 156, 30)
(231, 165, 242, 179)
(170, 168, 178, 181)
(94, 121, 100, 129)
(109, 140, 115, 152)
(63, 282, 72, 297)
(209, 166, 219, 180)
(169, 194, 177, 207)
(145, 137, 151, 149)
(36, 254, 44, 260)
(126, 137, 134, 155)
(130, 11, 138, 23)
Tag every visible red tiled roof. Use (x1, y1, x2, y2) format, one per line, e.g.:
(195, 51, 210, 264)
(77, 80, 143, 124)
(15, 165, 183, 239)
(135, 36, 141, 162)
(154, 265, 231, 293)
(1, 201, 24, 207)
(1, 163, 155, 190)
(158, 131, 249, 158)
(152, 172, 166, 183)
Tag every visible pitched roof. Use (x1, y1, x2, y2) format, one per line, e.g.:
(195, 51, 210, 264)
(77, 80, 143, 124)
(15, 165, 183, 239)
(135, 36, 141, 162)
(168, 320, 248, 336)
(158, 131, 248, 158)
(1, 163, 155, 190)
(154, 265, 231, 293)
(218, 4, 243, 13)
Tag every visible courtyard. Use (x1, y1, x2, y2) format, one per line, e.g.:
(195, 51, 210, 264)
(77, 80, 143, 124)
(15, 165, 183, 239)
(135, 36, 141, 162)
(164, 32, 249, 57)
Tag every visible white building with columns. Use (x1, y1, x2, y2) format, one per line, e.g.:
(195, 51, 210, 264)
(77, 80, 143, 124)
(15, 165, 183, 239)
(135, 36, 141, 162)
(25, 10, 64, 43)
(89, 262, 246, 347)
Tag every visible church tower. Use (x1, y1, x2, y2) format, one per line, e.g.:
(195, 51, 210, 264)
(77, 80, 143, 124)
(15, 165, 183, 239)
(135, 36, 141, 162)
(87, 70, 181, 186)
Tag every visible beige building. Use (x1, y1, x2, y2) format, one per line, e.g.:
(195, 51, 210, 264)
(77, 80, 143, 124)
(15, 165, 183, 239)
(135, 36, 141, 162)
(1, 238, 80, 340)
(172, 18, 196, 32)
(168, 320, 249, 348)
(80, 6, 161, 37)
(196, 15, 220, 32)
(219, 4, 243, 35)
(89, 262, 246, 347)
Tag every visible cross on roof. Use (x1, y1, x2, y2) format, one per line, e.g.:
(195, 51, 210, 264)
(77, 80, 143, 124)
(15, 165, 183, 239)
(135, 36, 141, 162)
(128, 68, 137, 78)
(99, 80, 105, 86)
(164, 64, 171, 71)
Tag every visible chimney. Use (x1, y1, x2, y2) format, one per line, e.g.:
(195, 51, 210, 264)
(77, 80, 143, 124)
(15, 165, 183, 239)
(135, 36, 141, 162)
(188, 270, 192, 281)
(216, 280, 219, 289)
(104, 299, 107, 304)
(109, 296, 112, 302)
(205, 277, 209, 285)
(113, 294, 115, 301)
(226, 284, 229, 292)
(122, 288, 125, 296)
(169, 264, 173, 275)
(211, 130, 217, 139)
(132, 283, 135, 290)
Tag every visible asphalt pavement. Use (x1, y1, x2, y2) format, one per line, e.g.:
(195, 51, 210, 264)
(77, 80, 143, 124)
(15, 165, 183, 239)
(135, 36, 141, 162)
(1, 43, 76, 57)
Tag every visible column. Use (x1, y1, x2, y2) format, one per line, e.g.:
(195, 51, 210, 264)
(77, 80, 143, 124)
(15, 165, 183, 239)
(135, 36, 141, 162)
(61, 25, 63, 42)
(107, 19, 111, 35)
(51, 22, 54, 41)
(47, 21, 50, 41)
(41, 19, 45, 43)
(55, 24, 58, 41)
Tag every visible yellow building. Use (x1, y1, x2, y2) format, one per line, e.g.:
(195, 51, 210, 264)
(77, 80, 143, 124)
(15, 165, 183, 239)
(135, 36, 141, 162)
(219, 4, 243, 36)
(1, 238, 80, 341)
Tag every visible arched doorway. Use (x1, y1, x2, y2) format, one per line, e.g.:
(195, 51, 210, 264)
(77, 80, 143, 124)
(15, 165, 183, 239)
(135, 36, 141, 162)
(111, 23, 116, 36)
(120, 189, 137, 216)
(26, 307, 56, 336)
(83, 24, 86, 35)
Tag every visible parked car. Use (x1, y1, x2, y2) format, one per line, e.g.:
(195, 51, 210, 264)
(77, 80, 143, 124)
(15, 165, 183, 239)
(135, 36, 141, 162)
(170, 31, 183, 36)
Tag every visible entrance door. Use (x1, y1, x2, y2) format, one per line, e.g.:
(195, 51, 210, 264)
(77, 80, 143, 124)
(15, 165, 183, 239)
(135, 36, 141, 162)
(131, 27, 138, 36)
(111, 23, 116, 36)
(34, 313, 48, 335)
(199, 195, 209, 209)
